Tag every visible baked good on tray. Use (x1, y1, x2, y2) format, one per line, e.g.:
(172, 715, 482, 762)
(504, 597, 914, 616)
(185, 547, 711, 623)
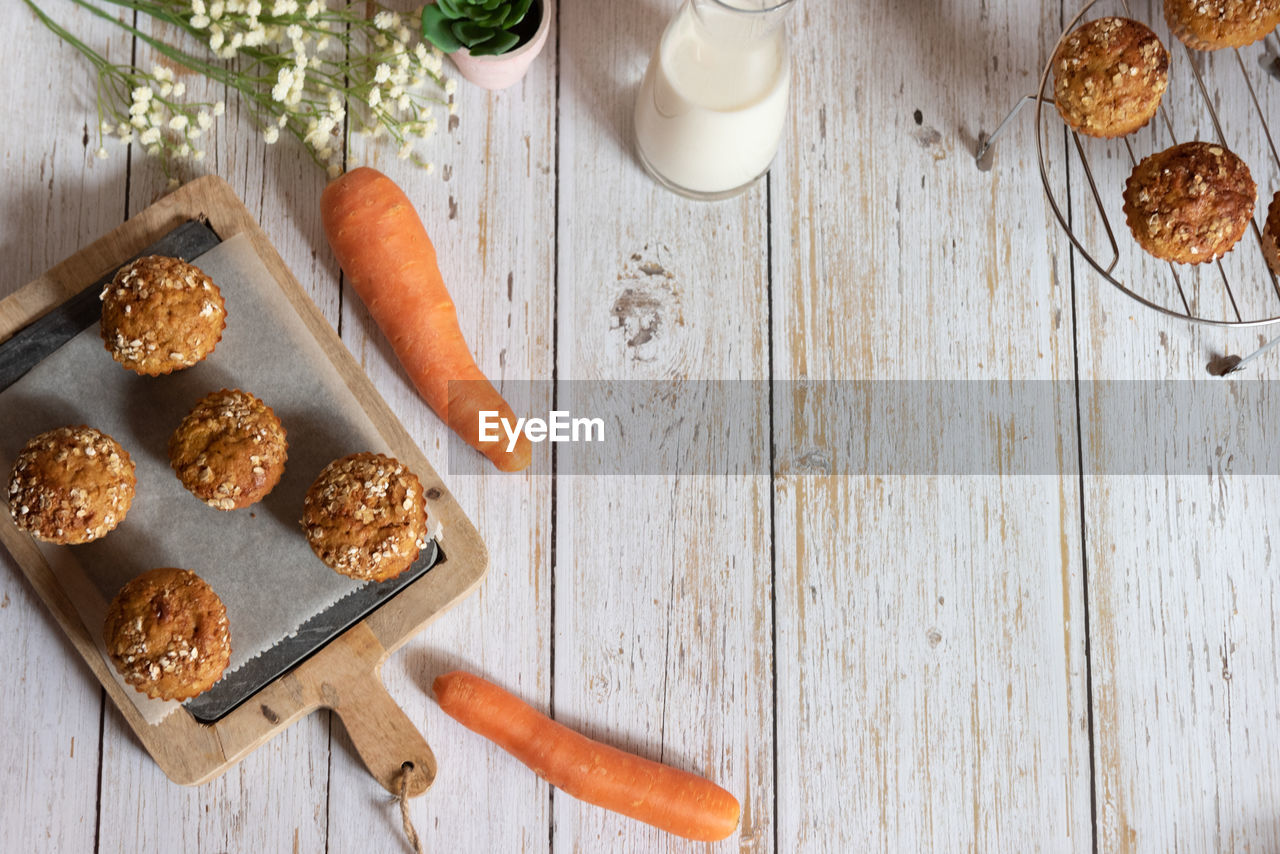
(1261, 190, 1280, 274)
(302, 452, 429, 582)
(7, 426, 135, 544)
(1052, 17, 1169, 138)
(99, 255, 227, 376)
(169, 388, 288, 510)
(1122, 141, 1256, 264)
(103, 567, 231, 701)
(1164, 0, 1280, 50)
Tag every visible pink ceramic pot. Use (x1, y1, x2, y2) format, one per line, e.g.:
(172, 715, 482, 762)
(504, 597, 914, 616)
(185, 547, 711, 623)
(449, 0, 551, 91)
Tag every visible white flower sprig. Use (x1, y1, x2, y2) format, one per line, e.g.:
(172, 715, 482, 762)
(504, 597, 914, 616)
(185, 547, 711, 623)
(25, 0, 456, 179)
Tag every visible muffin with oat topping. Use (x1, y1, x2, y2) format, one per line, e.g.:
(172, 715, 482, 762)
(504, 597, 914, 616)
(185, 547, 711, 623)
(168, 388, 288, 510)
(103, 567, 231, 701)
(1165, 0, 1280, 50)
(301, 452, 429, 582)
(1053, 17, 1169, 138)
(1123, 141, 1256, 264)
(7, 426, 135, 545)
(99, 255, 227, 376)
(1261, 189, 1280, 274)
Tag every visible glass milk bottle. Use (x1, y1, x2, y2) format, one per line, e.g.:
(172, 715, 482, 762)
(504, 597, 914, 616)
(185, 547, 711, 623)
(634, 0, 796, 200)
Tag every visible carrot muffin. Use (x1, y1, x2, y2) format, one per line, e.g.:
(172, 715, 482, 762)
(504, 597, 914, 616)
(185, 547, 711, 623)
(169, 388, 288, 510)
(7, 426, 135, 545)
(302, 452, 429, 583)
(102, 567, 231, 701)
(1053, 17, 1169, 138)
(1122, 141, 1256, 264)
(1262, 189, 1280, 275)
(1165, 0, 1280, 50)
(100, 255, 227, 376)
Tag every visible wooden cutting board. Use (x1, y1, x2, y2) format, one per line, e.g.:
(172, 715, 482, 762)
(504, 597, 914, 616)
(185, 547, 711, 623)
(0, 175, 488, 797)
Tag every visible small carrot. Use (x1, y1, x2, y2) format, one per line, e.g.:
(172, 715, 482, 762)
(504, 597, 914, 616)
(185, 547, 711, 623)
(321, 167, 531, 472)
(433, 670, 741, 842)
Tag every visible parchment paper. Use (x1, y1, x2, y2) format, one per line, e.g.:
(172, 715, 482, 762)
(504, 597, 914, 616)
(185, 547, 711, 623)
(0, 233, 398, 724)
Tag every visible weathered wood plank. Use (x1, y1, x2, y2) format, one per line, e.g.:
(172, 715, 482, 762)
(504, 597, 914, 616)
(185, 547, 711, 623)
(1068, 2, 1280, 851)
(770, 0, 1092, 850)
(0, 3, 132, 850)
(324, 22, 557, 853)
(553, 0, 774, 850)
(93, 18, 333, 853)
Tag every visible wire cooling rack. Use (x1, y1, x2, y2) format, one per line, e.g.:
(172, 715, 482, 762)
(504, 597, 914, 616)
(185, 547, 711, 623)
(977, 0, 1280, 373)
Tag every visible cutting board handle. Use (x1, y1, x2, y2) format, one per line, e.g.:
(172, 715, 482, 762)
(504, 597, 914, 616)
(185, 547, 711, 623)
(318, 623, 436, 797)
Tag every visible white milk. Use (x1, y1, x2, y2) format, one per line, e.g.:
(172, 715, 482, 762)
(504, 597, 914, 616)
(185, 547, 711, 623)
(634, 0, 791, 198)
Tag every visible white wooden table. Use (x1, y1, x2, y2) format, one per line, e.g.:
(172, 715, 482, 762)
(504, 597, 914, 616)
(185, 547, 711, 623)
(5, 0, 1280, 851)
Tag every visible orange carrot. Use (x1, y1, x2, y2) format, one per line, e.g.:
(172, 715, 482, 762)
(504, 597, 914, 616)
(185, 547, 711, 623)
(433, 670, 741, 842)
(321, 167, 531, 472)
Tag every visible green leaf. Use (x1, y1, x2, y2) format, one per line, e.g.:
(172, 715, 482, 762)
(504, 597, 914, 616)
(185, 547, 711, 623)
(453, 20, 496, 46)
(421, 5, 464, 51)
(481, 0, 504, 9)
(471, 6, 506, 26)
(504, 0, 534, 27)
(468, 29, 520, 55)
(436, 0, 464, 19)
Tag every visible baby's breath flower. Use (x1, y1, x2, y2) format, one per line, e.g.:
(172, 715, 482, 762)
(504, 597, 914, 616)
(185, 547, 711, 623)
(38, 0, 454, 179)
(327, 163, 341, 178)
(95, 146, 109, 159)
(271, 66, 293, 102)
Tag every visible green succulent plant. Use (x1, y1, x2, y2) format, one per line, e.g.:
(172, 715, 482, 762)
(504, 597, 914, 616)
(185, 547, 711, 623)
(421, 0, 537, 56)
